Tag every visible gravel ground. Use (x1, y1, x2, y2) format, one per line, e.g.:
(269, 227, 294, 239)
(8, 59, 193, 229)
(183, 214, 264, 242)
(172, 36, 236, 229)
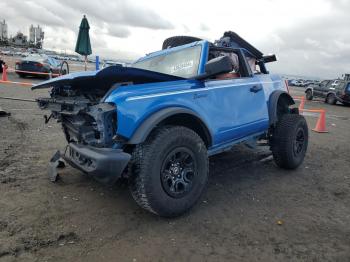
(0, 76, 349, 262)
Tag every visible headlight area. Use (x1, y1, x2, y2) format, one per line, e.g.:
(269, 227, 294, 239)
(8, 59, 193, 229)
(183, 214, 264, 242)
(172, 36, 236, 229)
(61, 102, 118, 147)
(61, 103, 132, 184)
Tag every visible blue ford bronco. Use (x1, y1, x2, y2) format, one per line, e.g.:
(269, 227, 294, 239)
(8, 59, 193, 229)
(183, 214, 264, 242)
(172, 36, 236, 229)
(33, 32, 308, 217)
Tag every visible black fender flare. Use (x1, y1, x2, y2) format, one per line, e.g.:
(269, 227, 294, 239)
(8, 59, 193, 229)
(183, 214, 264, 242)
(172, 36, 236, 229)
(268, 90, 295, 125)
(326, 91, 336, 97)
(127, 107, 212, 145)
(305, 87, 313, 93)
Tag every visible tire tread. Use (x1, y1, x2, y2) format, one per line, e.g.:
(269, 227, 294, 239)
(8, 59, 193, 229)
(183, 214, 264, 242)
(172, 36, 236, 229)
(128, 126, 208, 216)
(271, 114, 308, 169)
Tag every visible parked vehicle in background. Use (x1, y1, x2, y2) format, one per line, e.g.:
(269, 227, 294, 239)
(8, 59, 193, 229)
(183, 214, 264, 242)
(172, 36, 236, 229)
(102, 60, 125, 68)
(21, 52, 30, 57)
(291, 79, 308, 87)
(304, 80, 319, 86)
(1, 50, 12, 56)
(331, 79, 341, 87)
(286, 79, 293, 86)
(305, 79, 350, 105)
(15, 55, 66, 78)
(87, 57, 96, 63)
(0, 57, 5, 73)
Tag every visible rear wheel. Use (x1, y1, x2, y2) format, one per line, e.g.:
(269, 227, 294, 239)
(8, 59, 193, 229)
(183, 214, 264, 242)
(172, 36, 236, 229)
(305, 89, 313, 100)
(271, 114, 308, 169)
(162, 36, 202, 50)
(60, 61, 69, 75)
(326, 93, 336, 105)
(128, 126, 209, 217)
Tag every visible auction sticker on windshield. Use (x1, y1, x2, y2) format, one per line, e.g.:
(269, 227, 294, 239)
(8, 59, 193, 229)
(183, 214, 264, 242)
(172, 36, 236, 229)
(171, 60, 194, 74)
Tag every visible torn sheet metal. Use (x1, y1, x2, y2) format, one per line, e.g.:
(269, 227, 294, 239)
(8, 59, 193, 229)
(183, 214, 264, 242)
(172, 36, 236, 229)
(48, 150, 65, 182)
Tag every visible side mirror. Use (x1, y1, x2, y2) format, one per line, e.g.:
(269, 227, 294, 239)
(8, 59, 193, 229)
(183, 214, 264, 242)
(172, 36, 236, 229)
(194, 56, 232, 80)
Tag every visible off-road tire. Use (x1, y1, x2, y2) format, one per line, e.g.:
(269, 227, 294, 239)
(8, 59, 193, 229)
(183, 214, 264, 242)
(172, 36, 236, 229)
(162, 36, 202, 50)
(305, 89, 313, 100)
(271, 114, 308, 169)
(326, 93, 336, 105)
(128, 126, 209, 217)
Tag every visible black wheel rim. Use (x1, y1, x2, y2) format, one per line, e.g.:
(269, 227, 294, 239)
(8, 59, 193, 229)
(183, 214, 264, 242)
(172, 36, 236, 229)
(293, 127, 305, 156)
(160, 147, 196, 198)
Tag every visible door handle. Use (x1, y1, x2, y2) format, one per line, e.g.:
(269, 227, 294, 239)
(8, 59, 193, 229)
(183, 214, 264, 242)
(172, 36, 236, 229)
(250, 85, 262, 93)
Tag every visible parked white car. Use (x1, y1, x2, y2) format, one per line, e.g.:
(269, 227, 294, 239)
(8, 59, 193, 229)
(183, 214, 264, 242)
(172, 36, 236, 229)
(331, 80, 341, 87)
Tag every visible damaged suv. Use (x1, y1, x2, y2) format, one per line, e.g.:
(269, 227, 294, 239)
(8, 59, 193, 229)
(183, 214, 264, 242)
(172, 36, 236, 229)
(33, 32, 308, 217)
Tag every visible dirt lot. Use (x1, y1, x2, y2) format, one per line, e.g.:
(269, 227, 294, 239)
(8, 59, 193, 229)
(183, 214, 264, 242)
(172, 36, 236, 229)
(0, 75, 349, 262)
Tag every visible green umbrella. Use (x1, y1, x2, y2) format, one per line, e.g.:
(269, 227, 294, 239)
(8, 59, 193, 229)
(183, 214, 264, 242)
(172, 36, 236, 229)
(75, 15, 92, 71)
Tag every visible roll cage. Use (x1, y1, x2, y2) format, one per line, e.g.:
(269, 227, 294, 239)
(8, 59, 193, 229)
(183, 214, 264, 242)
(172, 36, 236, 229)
(207, 46, 273, 76)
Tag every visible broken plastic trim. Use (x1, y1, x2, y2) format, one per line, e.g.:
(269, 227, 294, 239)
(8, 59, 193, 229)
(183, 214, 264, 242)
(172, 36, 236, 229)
(48, 150, 62, 182)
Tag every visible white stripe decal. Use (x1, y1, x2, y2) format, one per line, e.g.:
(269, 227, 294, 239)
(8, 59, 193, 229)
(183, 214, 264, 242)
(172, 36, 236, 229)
(126, 80, 281, 101)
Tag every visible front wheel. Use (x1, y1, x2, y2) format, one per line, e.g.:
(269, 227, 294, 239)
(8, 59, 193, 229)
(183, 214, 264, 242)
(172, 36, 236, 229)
(305, 89, 313, 100)
(271, 114, 308, 169)
(326, 94, 337, 105)
(128, 126, 209, 217)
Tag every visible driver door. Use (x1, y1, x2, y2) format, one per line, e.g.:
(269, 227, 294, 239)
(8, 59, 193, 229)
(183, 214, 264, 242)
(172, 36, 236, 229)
(314, 80, 329, 97)
(201, 76, 268, 145)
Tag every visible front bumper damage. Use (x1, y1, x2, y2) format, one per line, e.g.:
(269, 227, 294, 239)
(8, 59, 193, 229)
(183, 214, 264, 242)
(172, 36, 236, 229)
(51, 143, 131, 184)
(36, 96, 131, 184)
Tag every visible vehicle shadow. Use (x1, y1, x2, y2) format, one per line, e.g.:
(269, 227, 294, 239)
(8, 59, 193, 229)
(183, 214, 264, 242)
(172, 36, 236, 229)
(53, 144, 279, 221)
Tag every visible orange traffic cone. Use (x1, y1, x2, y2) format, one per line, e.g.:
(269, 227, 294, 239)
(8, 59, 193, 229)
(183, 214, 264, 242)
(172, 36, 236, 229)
(298, 96, 305, 111)
(312, 109, 328, 133)
(2, 65, 8, 81)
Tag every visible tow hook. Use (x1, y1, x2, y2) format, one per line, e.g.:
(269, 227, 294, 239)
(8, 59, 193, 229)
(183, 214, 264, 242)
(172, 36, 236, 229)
(48, 150, 66, 182)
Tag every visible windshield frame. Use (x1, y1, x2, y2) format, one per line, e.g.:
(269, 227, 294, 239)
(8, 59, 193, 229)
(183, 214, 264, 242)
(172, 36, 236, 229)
(133, 41, 209, 78)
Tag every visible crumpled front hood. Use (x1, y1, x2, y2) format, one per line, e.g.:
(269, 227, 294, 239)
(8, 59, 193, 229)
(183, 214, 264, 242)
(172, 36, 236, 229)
(31, 65, 185, 91)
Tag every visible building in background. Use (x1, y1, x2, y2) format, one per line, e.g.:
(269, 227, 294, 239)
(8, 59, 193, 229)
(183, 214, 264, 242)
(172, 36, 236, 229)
(0, 20, 8, 41)
(29, 25, 35, 43)
(29, 24, 44, 48)
(11, 32, 28, 47)
(0, 20, 44, 48)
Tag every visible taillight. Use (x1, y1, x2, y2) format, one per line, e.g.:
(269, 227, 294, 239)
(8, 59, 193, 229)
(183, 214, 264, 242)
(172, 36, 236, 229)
(34, 63, 43, 67)
(285, 80, 290, 94)
(15, 61, 20, 65)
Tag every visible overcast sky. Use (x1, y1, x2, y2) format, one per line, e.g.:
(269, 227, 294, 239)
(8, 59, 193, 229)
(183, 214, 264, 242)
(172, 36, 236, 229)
(1, 0, 349, 78)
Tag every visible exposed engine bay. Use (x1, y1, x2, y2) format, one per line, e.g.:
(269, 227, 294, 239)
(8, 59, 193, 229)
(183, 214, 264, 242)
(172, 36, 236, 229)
(33, 66, 184, 148)
(38, 96, 117, 147)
